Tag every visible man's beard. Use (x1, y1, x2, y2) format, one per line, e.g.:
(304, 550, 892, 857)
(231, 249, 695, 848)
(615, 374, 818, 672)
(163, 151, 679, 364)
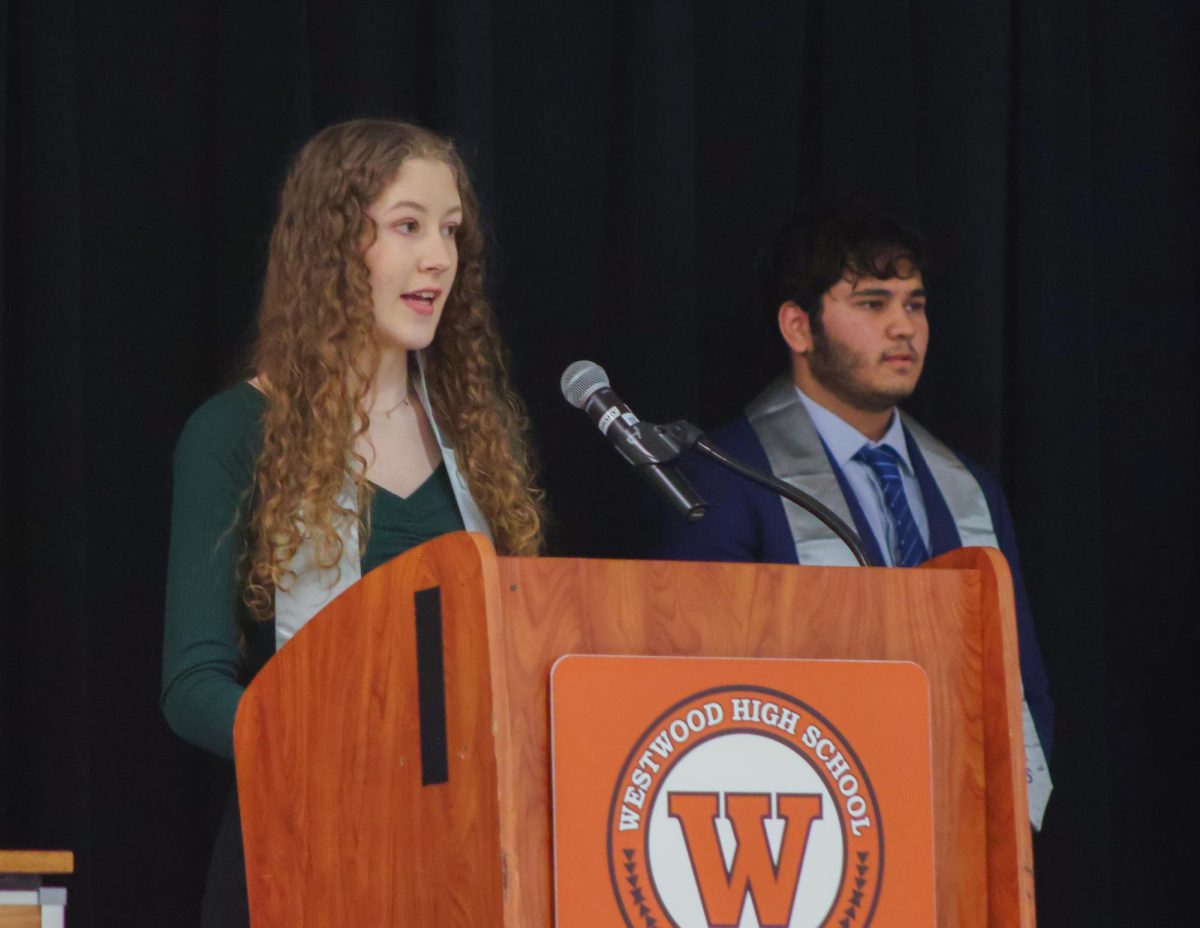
(808, 329, 918, 413)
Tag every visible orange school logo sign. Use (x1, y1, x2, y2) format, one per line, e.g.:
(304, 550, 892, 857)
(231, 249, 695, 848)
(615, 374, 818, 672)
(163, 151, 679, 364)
(551, 657, 935, 928)
(607, 687, 881, 927)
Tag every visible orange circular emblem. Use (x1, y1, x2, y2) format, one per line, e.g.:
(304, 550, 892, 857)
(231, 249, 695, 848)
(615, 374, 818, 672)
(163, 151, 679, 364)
(606, 685, 883, 927)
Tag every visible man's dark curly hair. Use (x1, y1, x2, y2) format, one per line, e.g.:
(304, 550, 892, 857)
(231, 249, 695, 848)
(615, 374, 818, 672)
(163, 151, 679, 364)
(759, 199, 925, 335)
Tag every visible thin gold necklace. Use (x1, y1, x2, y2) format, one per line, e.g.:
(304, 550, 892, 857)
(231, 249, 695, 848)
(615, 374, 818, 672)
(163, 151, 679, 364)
(380, 392, 413, 418)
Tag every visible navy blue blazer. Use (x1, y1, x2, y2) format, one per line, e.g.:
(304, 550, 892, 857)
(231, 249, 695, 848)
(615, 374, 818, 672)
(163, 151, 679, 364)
(650, 414, 1055, 760)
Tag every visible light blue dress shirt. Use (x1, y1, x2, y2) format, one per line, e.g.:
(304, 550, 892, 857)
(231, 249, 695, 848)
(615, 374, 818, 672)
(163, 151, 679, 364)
(795, 388, 930, 566)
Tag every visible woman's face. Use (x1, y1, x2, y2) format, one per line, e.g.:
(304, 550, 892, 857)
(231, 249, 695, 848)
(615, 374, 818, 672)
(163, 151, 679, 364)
(362, 157, 462, 353)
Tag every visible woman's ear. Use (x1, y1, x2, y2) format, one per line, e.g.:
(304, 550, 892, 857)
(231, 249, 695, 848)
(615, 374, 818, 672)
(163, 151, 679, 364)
(777, 301, 813, 355)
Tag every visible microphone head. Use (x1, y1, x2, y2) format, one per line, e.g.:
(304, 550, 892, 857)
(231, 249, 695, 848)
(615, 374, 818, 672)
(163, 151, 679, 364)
(560, 360, 610, 408)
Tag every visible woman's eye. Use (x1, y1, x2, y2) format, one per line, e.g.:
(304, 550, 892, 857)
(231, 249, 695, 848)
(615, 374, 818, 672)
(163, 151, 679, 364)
(442, 224, 460, 239)
(394, 220, 418, 234)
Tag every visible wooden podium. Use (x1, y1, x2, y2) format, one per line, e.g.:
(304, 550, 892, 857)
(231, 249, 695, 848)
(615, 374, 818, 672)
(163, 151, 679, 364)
(234, 532, 1032, 927)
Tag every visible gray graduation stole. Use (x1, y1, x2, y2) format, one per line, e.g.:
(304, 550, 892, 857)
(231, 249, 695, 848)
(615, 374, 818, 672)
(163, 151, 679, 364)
(745, 376, 998, 562)
(274, 351, 491, 650)
(744, 377, 863, 566)
(746, 375, 1052, 827)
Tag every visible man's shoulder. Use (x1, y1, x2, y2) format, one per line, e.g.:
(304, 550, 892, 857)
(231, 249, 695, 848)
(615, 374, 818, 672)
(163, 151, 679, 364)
(705, 413, 760, 453)
(691, 413, 783, 477)
(649, 411, 789, 563)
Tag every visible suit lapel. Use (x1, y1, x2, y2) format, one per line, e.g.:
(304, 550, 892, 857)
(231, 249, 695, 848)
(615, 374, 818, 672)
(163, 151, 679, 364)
(904, 428, 962, 556)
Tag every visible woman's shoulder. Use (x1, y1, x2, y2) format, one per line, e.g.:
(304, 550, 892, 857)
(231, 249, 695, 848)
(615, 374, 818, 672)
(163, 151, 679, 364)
(175, 381, 266, 470)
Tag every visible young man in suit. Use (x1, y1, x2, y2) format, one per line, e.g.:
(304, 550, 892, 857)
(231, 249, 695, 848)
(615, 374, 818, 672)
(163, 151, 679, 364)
(652, 202, 1053, 821)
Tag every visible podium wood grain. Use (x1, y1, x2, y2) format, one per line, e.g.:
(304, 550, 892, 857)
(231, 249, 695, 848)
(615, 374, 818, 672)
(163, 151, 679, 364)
(491, 551, 1027, 927)
(235, 534, 1032, 927)
(0, 910, 40, 927)
(0, 851, 73, 874)
(235, 533, 505, 927)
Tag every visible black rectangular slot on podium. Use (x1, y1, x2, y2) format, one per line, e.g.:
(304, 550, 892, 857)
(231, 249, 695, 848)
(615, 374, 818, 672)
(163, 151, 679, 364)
(414, 586, 449, 786)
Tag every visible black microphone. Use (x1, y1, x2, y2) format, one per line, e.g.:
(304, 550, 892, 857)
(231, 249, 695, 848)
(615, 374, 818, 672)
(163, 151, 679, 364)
(560, 361, 707, 522)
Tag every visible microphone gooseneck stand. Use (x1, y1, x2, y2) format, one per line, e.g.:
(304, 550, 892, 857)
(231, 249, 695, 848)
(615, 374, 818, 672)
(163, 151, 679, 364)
(649, 420, 877, 569)
(558, 359, 874, 567)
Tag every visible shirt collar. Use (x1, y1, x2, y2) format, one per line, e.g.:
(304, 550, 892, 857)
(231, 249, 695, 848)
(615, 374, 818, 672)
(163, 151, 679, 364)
(794, 386, 916, 475)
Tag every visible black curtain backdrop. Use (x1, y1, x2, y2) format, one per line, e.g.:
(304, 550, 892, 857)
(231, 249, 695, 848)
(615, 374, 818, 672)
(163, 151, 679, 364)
(2, 1, 1197, 925)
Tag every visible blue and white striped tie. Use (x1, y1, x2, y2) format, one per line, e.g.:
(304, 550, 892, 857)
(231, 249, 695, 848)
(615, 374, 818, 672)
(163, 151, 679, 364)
(854, 444, 930, 567)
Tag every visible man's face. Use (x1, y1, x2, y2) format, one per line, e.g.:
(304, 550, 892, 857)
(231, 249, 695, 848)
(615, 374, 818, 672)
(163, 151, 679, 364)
(806, 264, 928, 413)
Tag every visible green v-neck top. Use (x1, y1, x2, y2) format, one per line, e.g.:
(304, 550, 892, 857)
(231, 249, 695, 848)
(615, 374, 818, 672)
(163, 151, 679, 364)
(161, 382, 464, 759)
(360, 472, 464, 574)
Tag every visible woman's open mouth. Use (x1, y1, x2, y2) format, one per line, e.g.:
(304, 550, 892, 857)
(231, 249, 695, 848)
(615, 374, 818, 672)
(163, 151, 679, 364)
(401, 289, 440, 315)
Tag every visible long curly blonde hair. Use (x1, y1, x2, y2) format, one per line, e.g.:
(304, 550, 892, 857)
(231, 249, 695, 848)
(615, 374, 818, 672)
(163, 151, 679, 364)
(244, 119, 543, 619)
